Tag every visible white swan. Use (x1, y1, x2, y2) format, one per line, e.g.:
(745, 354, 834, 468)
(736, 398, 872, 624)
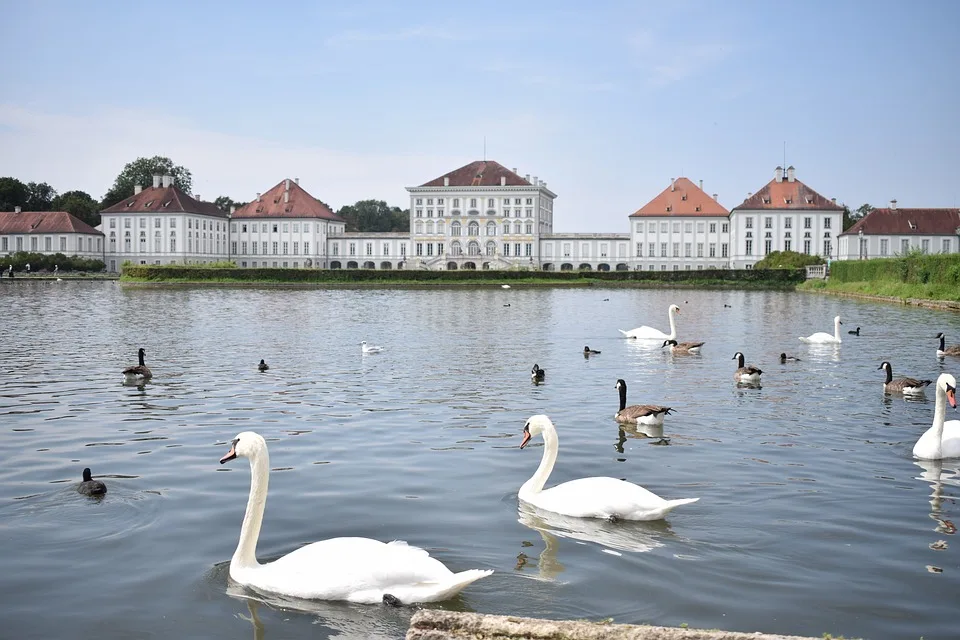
(518, 415, 698, 521)
(799, 315, 842, 344)
(619, 304, 680, 340)
(913, 374, 960, 460)
(219, 432, 492, 604)
(360, 341, 383, 354)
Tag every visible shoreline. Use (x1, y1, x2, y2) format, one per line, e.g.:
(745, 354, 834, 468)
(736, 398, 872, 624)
(799, 285, 960, 311)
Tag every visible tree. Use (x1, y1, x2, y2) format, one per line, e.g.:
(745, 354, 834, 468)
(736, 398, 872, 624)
(753, 250, 825, 269)
(214, 195, 247, 214)
(52, 190, 101, 228)
(843, 203, 873, 231)
(101, 156, 193, 210)
(336, 200, 410, 232)
(25, 181, 57, 211)
(0, 177, 29, 211)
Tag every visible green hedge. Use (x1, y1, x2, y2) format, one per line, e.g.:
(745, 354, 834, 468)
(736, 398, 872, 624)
(830, 252, 960, 285)
(121, 264, 805, 285)
(2, 251, 105, 272)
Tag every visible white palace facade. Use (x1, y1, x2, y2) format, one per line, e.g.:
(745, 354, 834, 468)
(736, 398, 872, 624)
(28, 161, 951, 273)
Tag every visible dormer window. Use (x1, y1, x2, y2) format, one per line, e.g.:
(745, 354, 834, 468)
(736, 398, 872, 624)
(762, 197, 771, 204)
(695, 205, 701, 212)
(784, 198, 792, 204)
(145, 200, 154, 207)
(805, 197, 814, 204)
(163, 201, 171, 207)
(908, 221, 917, 230)
(681, 194, 687, 201)
(666, 205, 672, 212)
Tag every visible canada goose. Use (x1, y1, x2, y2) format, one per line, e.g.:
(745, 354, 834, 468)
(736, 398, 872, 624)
(732, 352, 762, 384)
(878, 361, 932, 394)
(122, 348, 152, 383)
(848, 327, 861, 336)
(661, 339, 704, 354)
(619, 304, 680, 340)
(779, 353, 801, 363)
(360, 341, 383, 354)
(799, 315, 842, 344)
(936, 333, 960, 357)
(583, 346, 601, 355)
(531, 364, 546, 382)
(78, 468, 106, 496)
(614, 379, 673, 426)
(258, 359, 269, 372)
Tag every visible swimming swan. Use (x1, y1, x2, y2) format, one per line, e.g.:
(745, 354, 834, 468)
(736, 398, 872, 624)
(219, 431, 492, 604)
(799, 315, 842, 344)
(360, 341, 383, 354)
(518, 415, 698, 520)
(619, 304, 680, 340)
(913, 374, 960, 460)
(122, 348, 152, 383)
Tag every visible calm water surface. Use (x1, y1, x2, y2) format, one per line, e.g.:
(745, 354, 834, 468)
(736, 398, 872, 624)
(1, 281, 959, 639)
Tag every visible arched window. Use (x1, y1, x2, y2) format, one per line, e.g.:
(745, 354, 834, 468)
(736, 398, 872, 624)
(452, 240, 463, 256)
(415, 221, 423, 234)
(451, 221, 461, 236)
(437, 220, 445, 235)
(486, 222, 496, 236)
(426, 220, 434, 234)
(502, 222, 510, 235)
(109, 231, 116, 250)
(514, 222, 522, 234)
(468, 241, 481, 256)
(468, 221, 479, 236)
(486, 241, 496, 256)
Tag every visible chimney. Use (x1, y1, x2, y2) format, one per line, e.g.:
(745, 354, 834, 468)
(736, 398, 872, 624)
(162, 175, 173, 188)
(294, 177, 300, 185)
(831, 198, 837, 204)
(285, 178, 290, 191)
(533, 176, 538, 186)
(713, 193, 718, 201)
(542, 181, 547, 188)
(444, 176, 450, 187)
(500, 176, 506, 186)
(284, 191, 289, 203)
(256, 192, 261, 202)
(134, 184, 143, 195)
(512, 167, 518, 174)
(775, 166, 784, 183)
(699, 179, 703, 190)
(14, 205, 21, 213)
(786, 166, 796, 182)
(671, 178, 675, 192)
(890, 199, 898, 211)
(747, 192, 753, 199)
(195, 194, 200, 201)
(525, 174, 530, 183)
(152, 174, 161, 188)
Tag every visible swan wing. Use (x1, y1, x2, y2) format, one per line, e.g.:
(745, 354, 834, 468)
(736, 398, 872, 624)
(799, 332, 837, 343)
(526, 477, 697, 521)
(914, 420, 960, 460)
(619, 325, 668, 340)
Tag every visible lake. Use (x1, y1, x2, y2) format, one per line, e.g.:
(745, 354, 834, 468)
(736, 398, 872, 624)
(1, 281, 958, 639)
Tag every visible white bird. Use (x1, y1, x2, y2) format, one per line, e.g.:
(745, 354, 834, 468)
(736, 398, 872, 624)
(799, 315, 842, 344)
(913, 374, 960, 460)
(219, 432, 492, 604)
(501, 284, 511, 289)
(518, 415, 698, 520)
(619, 304, 680, 340)
(360, 341, 383, 354)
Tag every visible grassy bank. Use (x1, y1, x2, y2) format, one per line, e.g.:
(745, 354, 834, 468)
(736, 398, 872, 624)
(120, 264, 805, 288)
(800, 253, 960, 303)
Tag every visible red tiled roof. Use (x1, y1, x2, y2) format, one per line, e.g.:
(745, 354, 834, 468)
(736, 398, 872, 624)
(0, 211, 103, 235)
(101, 185, 226, 217)
(419, 161, 532, 188)
(840, 208, 960, 236)
(630, 178, 729, 217)
(734, 176, 843, 211)
(231, 179, 343, 221)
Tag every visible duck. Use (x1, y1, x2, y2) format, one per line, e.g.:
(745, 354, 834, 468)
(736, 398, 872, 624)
(878, 361, 932, 394)
(732, 352, 762, 384)
(799, 315, 842, 344)
(583, 346, 601, 355)
(661, 339, 704, 354)
(360, 341, 383, 354)
(619, 304, 680, 340)
(614, 379, 673, 426)
(78, 468, 106, 496)
(779, 352, 801, 363)
(531, 364, 546, 382)
(258, 359, 269, 372)
(936, 333, 960, 358)
(518, 415, 697, 520)
(723, 304, 732, 308)
(848, 327, 861, 336)
(912, 374, 960, 460)
(122, 348, 152, 383)
(219, 431, 492, 603)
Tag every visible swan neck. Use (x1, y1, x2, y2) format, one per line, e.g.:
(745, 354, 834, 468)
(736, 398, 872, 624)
(931, 384, 947, 455)
(667, 308, 677, 340)
(834, 319, 841, 341)
(618, 386, 627, 412)
(233, 447, 270, 570)
(520, 426, 557, 498)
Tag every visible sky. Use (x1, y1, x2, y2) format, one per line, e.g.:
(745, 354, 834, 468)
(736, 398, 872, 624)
(1, 0, 958, 232)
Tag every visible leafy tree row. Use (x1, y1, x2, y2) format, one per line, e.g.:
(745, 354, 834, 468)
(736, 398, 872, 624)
(336, 200, 409, 232)
(2, 251, 105, 272)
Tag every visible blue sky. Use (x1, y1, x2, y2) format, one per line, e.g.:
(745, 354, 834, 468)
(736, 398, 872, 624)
(1, 0, 957, 231)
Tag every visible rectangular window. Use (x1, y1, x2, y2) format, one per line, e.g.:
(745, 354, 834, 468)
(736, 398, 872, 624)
(660, 242, 667, 257)
(721, 223, 728, 233)
(241, 224, 247, 233)
(901, 239, 910, 254)
(823, 217, 832, 229)
(383, 243, 390, 256)
(648, 242, 655, 257)
(44, 236, 51, 251)
(272, 242, 278, 255)
(109, 218, 116, 228)
(262, 223, 267, 232)
(804, 217, 812, 229)
(709, 222, 716, 233)
(416, 243, 423, 256)
(636, 242, 642, 257)
(764, 217, 772, 229)
(427, 209, 433, 218)
(282, 242, 288, 255)
(525, 223, 532, 234)
(922, 239, 930, 253)
(124, 218, 131, 228)
(304, 224, 310, 232)
(525, 243, 532, 256)
(673, 222, 680, 233)
(452, 199, 459, 207)
(304, 242, 309, 254)
(0, 238, 6, 251)
(241, 242, 247, 254)
(943, 239, 951, 254)
(721, 243, 729, 257)
(684, 222, 692, 233)
(293, 242, 298, 255)
(684, 243, 691, 257)
(349, 243, 356, 256)
(648, 222, 656, 232)
(697, 242, 703, 257)
(59, 237, 66, 251)
(139, 218, 146, 228)
(426, 243, 433, 256)
(366, 243, 373, 256)
(262, 241, 267, 254)
(745, 239, 753, 255)
(823, 240, 832, 257)
(745, 217, 753, 229)
(804, 239, 812, 254)
(660, 222, 668, 233)
(514, 198, 521, 205)
(293, 223, 299, 232)
(784, 239, 792, 252)
(709, 243, 716, 257)
(331, 243, 338, 256)
(673, 242, 680, 257)
(764, 239, 772, 254)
